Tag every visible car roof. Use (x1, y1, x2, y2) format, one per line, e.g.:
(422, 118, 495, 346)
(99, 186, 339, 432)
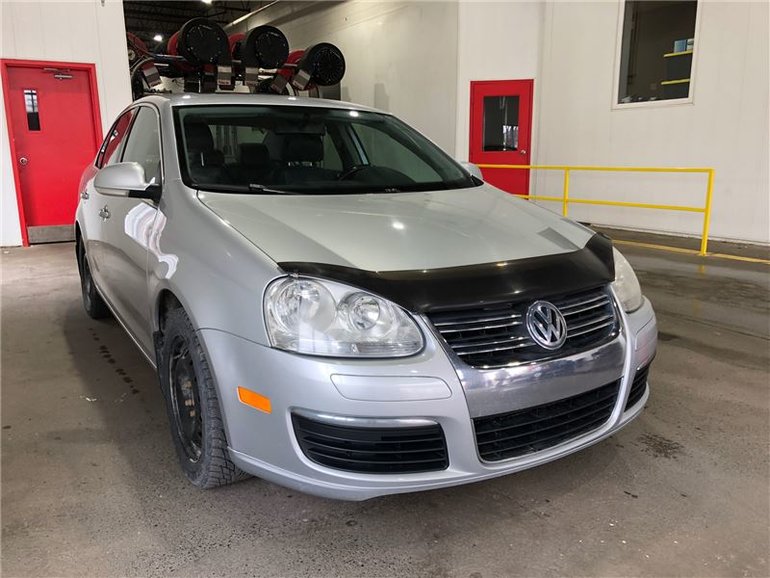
(134, 92, 389, 115)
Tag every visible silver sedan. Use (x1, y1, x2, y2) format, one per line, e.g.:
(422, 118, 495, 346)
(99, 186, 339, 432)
(75, 93, 657, 500)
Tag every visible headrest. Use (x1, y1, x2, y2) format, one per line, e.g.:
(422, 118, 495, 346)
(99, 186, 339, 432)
(185, 121, 215, 152)
(240, 143, 270, 167)
(282, 134, 323, 163)
(188, 149, 224, 167)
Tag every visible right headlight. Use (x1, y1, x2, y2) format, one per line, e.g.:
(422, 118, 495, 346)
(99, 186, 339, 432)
(264, 276, 424, 358)
(611, 247, 644, 313)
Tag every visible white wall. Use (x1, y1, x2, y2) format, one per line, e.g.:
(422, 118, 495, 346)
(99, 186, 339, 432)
(1, 0, 132, 246)
(534, 1, 769, 244)
(229, 1, 459, 155)
(454, 1, 543, 160)
(1, 1, 765, 245)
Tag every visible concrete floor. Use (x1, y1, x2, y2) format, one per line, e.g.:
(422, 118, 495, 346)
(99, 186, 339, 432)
(2, 242, 768, 577)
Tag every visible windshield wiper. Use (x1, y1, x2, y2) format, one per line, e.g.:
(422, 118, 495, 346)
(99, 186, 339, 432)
(194, 182, 303, 195)
(248, 183, 303, 195)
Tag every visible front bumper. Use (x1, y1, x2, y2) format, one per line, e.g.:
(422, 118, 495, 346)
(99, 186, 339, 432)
(199, 296, 657, 500)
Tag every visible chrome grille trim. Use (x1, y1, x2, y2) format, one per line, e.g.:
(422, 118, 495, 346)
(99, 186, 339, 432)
(452, 335, 532, 350)
(557, 293, 609, 310)
(432, 313, 522, 327)
(568, 319, 615, 338)
(437, 319, 523, 333)
(427, 286, 618, 368)
(561, 298, 611, 316)
(456, 341, 537, 356)
(568, 313, 614, 332)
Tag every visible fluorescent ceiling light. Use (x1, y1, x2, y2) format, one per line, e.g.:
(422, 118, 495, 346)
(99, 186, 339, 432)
(153, 34, 163, 42)
(201, 0, 213, 4)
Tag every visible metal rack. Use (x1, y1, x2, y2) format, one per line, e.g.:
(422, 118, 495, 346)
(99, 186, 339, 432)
(127, 18, 345, 100)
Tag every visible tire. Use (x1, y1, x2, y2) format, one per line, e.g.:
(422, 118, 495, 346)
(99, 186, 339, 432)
(77, 239, 111, 319)
(158, 307, 248, 488)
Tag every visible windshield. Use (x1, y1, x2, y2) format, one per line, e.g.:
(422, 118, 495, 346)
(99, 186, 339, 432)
(173, 105, 479, 194)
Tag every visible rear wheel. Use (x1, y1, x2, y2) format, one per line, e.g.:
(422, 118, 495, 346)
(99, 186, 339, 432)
(77, 239, 110, 319)
(159, 307, 248, 488)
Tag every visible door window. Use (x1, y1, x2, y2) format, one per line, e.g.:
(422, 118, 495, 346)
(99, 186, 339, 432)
(120, 107, 162, 185)
(97, 110, 136, 168)
(483, 96, 519, 152)
(23, 90, 41, 131)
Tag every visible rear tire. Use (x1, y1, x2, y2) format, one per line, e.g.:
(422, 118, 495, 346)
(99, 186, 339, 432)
(158, 307, 249, 488)
(77, 239, 110, 319)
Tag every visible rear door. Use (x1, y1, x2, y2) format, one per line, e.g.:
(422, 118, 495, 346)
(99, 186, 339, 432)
(469, 79, 534, 196)
(99, 105, 162, 353)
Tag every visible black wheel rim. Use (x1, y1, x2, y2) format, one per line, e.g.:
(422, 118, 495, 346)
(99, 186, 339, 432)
(168, 336, 203, 462)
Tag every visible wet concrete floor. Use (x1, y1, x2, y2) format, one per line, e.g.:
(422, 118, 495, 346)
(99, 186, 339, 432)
(2, 242, 768, 577)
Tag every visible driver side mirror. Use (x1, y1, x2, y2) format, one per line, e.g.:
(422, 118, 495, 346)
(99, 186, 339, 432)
(459, 161, 484, 181)
(94, 162, 161, 202)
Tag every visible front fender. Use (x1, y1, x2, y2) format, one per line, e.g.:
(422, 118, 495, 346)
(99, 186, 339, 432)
(147, 181, 282, 346)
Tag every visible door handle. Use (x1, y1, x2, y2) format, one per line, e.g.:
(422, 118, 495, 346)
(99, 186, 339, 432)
(18, 157, 28, 166)
(519, 150, 527, 155)
(99, 206, 111, 220)
(80, 190, 89, 200)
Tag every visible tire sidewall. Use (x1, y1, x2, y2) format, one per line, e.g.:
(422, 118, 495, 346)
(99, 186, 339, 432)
(159, 309, 217, 486)
(78, 240, 98, 314)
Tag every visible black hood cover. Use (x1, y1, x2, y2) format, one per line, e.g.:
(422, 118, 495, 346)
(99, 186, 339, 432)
(279, 233, 615, 313)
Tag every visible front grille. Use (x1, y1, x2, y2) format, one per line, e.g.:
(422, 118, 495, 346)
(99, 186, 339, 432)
(292, 414, 448, 474)
(473, 380, 620, 462)
(624, 364, 651, 411)
(428, 286, 618, 368)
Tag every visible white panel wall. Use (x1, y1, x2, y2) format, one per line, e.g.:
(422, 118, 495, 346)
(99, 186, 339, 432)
(454, 1, 543, 160)
(534, 1, 769, 244)
(1, 0, 131, 246)
(229, 1, 459, 154)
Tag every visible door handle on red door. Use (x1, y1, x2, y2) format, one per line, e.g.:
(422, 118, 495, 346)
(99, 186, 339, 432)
(520, 150, 527, 155)
(99, 206, 111, 220)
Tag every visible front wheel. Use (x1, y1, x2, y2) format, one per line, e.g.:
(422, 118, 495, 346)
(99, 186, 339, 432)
(158, 307, 248, 488)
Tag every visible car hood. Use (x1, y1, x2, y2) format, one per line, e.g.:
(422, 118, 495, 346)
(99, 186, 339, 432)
(197, 185, 595, 272)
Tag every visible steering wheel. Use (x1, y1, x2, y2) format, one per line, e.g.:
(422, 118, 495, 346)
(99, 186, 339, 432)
(337, 164, 369, 181)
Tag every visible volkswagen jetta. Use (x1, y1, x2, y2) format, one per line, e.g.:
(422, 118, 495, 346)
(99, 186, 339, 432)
(75, 94, 657, 500)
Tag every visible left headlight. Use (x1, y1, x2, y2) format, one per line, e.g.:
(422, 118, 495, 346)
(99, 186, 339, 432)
(264, 276, 424, 358)
(611, 247, 644, 313)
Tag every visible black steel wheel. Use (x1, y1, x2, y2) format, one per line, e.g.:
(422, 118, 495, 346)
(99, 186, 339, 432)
(168, 336, 203, 462)
(77, 238, 110, 319)
(158, 307, 249, 488)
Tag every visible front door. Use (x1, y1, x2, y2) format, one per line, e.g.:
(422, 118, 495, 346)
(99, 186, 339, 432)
(469, 79, 534, 196)
(98, 105, 161, 355)
(2, 61, 101, 243)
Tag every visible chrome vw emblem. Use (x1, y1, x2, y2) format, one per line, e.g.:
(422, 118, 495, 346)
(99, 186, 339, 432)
(526, 300, 567, 350)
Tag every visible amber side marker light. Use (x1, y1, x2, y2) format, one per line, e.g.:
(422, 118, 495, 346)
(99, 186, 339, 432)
(237, 386, 272, 414)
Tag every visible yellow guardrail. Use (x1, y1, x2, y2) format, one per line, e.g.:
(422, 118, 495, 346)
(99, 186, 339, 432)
(477, 164, 715, 256)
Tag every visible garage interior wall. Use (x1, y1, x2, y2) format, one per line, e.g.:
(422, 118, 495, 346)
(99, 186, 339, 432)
(454, 1, 543, 161)
(1, 0, 132, 247)
(0, 0, 767, 246)
(534, 1, 769, 244)
(228, 0, 459, 155)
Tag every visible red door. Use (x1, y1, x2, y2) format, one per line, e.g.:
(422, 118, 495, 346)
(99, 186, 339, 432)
(469, 79, 534, 195)
(2, 61, 102, 244)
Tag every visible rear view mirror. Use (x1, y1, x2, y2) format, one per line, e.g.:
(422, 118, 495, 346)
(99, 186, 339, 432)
(94, 162, 161, 202)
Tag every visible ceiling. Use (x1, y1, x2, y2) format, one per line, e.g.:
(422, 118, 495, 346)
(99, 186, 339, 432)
(123, 1, 270, 46)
